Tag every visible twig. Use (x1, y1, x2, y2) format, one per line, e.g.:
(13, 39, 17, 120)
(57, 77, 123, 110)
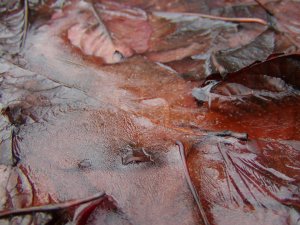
(21, 0, 29, 49)
(254, 0, 274, 16)
(0, 192, 106, 218)
(152, 11, 268, 26)
(176, 141, 210, 225)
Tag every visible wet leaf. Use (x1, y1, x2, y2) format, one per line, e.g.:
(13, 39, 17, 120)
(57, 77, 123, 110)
(193, 54, 300, 111)
(28, 0, 66, 11)
(73, 195, 131, 225)
(0, 60, 200, 225)
(145, 2, 269, 78)
(206, 29, 274, 75)
(261, 0, 300, 52)
(56, 1, 151, 64)
(103, 0, 209, 13)
(0, 165, 35, 225)
(0, 0, 28, 55)
(187, 136, 300, 225)
(146, 12, 238, 63)
(0, 59, 99, 167)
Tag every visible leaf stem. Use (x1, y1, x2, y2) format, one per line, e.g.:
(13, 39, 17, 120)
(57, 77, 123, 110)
(0, 192, 106, 218)
(153, 11, 268, 26)
(176, 141, 210, 225)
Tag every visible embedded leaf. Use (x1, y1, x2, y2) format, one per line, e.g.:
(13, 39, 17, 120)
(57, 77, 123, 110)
(0, 59, 200, 225)
(0, 165, 35, 225)
(121, 145, 153, 165)
(187, 136, 300, 225)
(0, 60, 99, 120)
(73, 195, 131, 225)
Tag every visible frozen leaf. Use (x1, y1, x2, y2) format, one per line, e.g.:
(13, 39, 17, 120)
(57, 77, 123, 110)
(0, 165, 35, 225)
(93, 1, 151, 54)
(66, 1, 132, 64)
(187, 136, 300, 225)
(73, 195, 131, 225)
(1, 56, 200, 225)
(12, 103, 200, 225)
(0, 189, 106, 225)
(0, 59, 99, 166)
(0, 110, 15, 165)
(121, 144, 153, 165)
(0, 60, 99, 123)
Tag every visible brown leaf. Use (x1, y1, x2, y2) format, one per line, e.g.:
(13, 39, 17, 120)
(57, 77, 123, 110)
(0, 60, 200, 224)
(58, 1, 152, 64)
(145, 2, 269, 77)
(0, 0, 28, 55)
(146, 11, 238, 62)
(187, 136, 300, 225)
(0, 165, 35, 225)
(73, 195, 131, 225)
(207, 30, 275, 75)
(100, 0, 209, 13)
(193, 54, 300, 111)
(261, 0, 300, 51)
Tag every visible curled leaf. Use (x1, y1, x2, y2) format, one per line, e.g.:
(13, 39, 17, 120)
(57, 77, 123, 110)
(206, 30, 274, 75)
(62, 1, 152, 64)
(193, 54, 300, 111)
